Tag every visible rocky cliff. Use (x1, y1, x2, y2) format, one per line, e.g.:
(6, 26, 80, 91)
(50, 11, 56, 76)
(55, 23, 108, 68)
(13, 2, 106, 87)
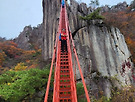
(0, 37, 6, 42)
(42, 0, 134, 98)
(42, 0, 61, 60)
(14, 24, 43, 50)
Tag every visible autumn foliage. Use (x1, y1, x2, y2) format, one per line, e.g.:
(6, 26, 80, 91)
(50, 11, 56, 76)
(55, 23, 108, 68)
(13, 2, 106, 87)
(0, 40, 42, 73)
(0, 51, 6, 67)
(0, 41, 23, 58)
(14, 62, 28, 71)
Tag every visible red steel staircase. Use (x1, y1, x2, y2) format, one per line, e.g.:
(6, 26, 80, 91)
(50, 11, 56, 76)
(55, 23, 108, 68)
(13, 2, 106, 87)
(44, 1, 90, 102)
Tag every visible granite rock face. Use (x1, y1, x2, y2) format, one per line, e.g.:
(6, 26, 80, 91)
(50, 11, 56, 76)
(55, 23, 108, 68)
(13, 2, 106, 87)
(14, 24, 43, 50)
(74, 25, 133, 83)
(42, 0, 61, 60)
(42, 0, 134, 97)
(100, 5, 110, 12)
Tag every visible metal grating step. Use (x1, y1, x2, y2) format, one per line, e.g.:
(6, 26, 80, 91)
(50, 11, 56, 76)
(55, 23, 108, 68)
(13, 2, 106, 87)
(59, 98, 72, 102)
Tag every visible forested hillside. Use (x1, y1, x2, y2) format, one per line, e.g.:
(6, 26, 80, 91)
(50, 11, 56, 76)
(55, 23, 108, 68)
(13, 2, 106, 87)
(0, 41, 42, 73)
(0, 40, 53, 101)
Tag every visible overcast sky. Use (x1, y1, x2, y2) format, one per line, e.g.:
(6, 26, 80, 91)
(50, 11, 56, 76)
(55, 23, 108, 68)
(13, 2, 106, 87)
(0, 0, 132, 39)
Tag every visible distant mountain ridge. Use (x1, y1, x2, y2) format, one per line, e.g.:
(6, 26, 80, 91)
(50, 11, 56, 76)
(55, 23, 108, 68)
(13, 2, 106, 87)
(101, 1, 135, 12)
